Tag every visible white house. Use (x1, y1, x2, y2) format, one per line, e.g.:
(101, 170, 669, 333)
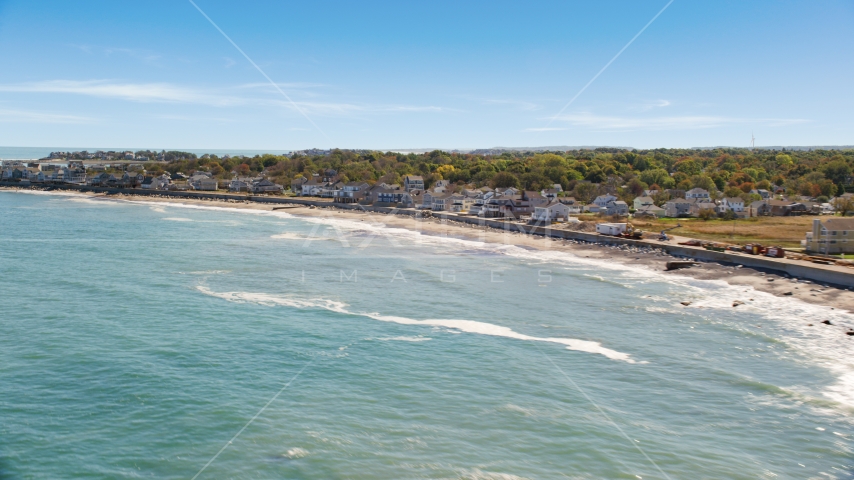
(432, 179, 451, 193)
(532, 201, 571, 223)
(633, 196, 655, 210)
(719, 197, 745, 213)
(685, 188, 711, 201)
(592, 194, 618, 207)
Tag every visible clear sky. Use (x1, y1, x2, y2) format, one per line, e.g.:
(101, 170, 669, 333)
(0, 0, 851, 150)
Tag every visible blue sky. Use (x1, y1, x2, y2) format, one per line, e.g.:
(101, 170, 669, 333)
(0, 0, 851, 150)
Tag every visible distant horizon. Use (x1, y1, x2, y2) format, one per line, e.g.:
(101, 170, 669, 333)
(1, 144, 853, 161)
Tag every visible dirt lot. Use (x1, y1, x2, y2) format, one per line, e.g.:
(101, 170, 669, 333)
(578, 214, 817, 248)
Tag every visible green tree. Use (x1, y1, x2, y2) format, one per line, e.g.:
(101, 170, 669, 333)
(490, 171, 519, 189)
(822, 159, 851, 187)
(640, 168, 674, 189)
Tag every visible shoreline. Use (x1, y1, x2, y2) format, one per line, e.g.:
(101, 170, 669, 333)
(5, 186, 854, 316)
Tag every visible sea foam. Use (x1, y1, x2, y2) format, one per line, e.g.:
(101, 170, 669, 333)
(195, 286, 637, 363)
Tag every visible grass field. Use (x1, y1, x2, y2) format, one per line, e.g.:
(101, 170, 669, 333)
(578, 214, 818, 249)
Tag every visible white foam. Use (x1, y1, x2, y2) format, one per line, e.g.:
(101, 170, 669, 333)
(195, 286, 637, 363)
(271, 232, 307, 240)
(163, 217, 192, 222)
(179, 270, 231, 275)
(283, 447, 308, 459)
(376, 336, 432, 342)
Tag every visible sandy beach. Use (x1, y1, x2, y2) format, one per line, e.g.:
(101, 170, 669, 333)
(23, 189, 848, 317)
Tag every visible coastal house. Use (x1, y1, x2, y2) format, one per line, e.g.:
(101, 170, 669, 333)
(189, 173, 218, 191)
(805, 217, 854, 254)
(502, 195, 537, 218)
(333, 182, 369, 203)
(748, 200, 770, 217)
(633, 204, 666, 218)
(524, 191, 549, 208)
(138, 175, 170, 190)
(541, 188, 561, 201)
(449, 194, 471, 213)
(431, 192, 454, 211)
(432, 179, 451, 193)
(768, 199, 807, 216)
(633, 196, 655, 210)
(689, 201, 718, 217)
(366, 183, 403, 204)
(251, 179, 284, 194)
(229, 178, 251, 192)
(152, 174, 171, 190)
(496, 187, 520, 196)
(643, 189, 660, 197)
(750, 189, 772, 199)
(301, 178, 324, 196)
(481, 197, 511, 218)
(592, 194, 618, 207)
(373, 187, 411, 206)
(290, 176, 308, 193)
(403, 175, 424, 192)
(124, 172, 145, 188)
(319, 180, 344, 198)
(468, 191, 495, 216)
(531, 201, 571, 223)
(685, 188, 712, 201)
(664, 198, 692, 217)
(605, 200, 629, 216)
(718, 197, 745, 214)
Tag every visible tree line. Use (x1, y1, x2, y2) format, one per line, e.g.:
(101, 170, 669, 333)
(153, 147, 854, 204)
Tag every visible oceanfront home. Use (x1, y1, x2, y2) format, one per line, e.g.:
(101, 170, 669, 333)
(805, 218, 854, 254)
(531, 201, 571, 223)
(403, 175, 424, 192)
(189, 173, 218, 191)
(333, 181, 370, 203)
(251, 179, 284, 194)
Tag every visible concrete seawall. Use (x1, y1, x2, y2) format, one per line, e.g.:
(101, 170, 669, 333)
(4, 182, 853, 287)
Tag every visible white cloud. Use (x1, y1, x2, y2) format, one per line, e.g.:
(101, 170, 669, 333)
(455, 95, 540, 111)
(0, 80, 243, 106)
(236, 82, 328, 90)
(266, 99, 451, 116)
(0, 80, 452, 117)
(550, 112, 808, 131)
(0, 108, 95, 124)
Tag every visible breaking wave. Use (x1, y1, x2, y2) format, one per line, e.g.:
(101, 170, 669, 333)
(195, 286, 637, 363)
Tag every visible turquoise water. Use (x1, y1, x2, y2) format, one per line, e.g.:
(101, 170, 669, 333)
(1, 191, 852, 479)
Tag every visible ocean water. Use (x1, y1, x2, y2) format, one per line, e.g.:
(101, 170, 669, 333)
(1, 191, 852, 479)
